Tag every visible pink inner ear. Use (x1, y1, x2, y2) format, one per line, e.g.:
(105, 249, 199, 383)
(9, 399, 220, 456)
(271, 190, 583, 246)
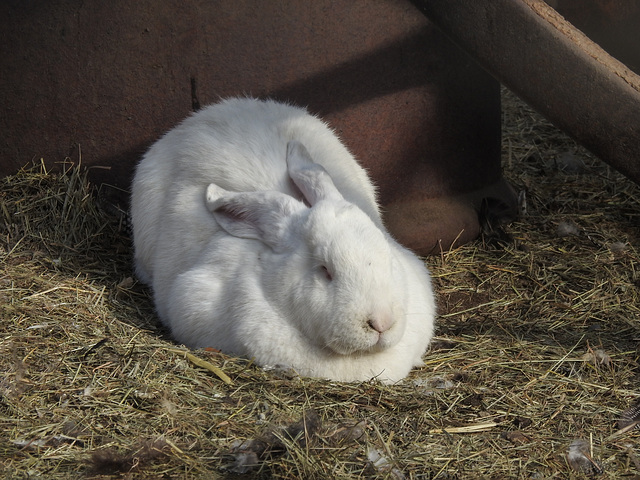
(211, 199, 268, 242)
(288, 178, 310, 207)
(214, 202, 260, 230)
(215, 203, 247, 222)
(321, 265, 333, 281)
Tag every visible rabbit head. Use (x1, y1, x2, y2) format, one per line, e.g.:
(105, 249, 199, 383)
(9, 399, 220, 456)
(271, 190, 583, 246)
(205, 141, 408, 357)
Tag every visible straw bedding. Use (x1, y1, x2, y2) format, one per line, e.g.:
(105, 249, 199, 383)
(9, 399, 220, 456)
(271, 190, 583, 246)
(1, 89, 638, 479)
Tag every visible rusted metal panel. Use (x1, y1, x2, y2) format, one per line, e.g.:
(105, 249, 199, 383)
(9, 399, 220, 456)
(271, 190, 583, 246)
(0, 1, 517, 254)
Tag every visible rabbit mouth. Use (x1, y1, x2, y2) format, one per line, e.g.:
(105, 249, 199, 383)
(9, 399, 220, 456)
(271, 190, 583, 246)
(325, 330, 394, 356)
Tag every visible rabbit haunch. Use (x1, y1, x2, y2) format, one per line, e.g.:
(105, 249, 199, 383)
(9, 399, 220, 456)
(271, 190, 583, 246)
(130, 97, 436, 383)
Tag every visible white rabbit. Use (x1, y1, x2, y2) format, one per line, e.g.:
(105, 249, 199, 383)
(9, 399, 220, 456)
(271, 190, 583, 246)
(130, 97, 435, 383)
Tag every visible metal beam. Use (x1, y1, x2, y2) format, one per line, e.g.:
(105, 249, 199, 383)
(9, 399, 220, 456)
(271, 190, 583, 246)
(412, 0, 640, 184)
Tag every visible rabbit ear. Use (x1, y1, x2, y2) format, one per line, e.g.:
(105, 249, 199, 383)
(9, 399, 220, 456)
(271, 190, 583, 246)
(286, 140, 344, 206)
(205, 183, 302, 250)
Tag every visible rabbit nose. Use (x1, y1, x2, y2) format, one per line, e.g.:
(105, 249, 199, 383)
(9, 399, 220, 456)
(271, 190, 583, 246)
(367, 315, 394, 334)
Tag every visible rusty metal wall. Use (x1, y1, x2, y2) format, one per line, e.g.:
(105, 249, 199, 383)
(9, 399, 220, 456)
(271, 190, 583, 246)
(0, 1, 515, 253)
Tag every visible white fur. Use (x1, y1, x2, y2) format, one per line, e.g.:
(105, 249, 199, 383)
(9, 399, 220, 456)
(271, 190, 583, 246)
(130, 97, 435, 383)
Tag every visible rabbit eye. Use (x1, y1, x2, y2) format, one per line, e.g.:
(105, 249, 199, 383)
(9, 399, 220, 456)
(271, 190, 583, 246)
(320, 265, 333, 281)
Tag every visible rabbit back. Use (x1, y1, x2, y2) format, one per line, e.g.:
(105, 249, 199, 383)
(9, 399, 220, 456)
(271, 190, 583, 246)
(131, 97, 380, 285)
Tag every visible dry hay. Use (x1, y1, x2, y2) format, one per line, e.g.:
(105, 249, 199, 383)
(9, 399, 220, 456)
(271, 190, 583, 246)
(1, 90, 639, 479)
